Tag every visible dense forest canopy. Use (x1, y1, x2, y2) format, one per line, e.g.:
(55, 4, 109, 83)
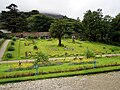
(0, 4, 120, 46)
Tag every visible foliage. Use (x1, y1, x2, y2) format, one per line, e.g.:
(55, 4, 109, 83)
(7, 45, 15, 51)
(11, 41, 15, 45)
(82, 9, 103, 42)
(49, 19, 72, 46)
(27, 14, 54, 32)
(33, 45, 38, 50)
(12, 36, 17, 41)
(34, 52, 49, 65)
(85, 48, 96, 58)
(82, 9, 120, 45)
(0, 4, 28, 32)
(6, 52, 13, 58)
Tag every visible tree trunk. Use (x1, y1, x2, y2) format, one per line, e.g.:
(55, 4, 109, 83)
(58, 37, 62, 46)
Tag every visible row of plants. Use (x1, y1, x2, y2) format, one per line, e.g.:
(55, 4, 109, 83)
(5, 60, 95, 72)
(1, 66, 120, 84)
(22, 48, 96, 59)
(1, 62, 120, 79)
(5, 37, 17, 58)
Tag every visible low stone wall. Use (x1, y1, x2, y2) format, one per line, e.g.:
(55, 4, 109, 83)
(8, 32, 51, 38)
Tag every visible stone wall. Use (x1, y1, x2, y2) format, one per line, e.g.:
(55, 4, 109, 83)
(8, 32, 51, 38)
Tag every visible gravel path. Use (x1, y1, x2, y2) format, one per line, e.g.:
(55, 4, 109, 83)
(1, 54, 120, 64)
(0, 71, 120, 90)
(0, 40, 11, 61)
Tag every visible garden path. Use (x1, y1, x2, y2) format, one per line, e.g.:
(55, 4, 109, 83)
(0, 40, 11, 61)
(0, 54, 120, 64)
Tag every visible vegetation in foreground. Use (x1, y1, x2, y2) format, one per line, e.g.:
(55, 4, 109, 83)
(0, 56, 120, 84)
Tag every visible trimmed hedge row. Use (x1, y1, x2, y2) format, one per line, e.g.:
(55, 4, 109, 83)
(1, 62, 120, 79)
(0, 66, 120, 84)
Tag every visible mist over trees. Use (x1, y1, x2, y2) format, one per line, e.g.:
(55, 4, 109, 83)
(0, 4, 120, 46)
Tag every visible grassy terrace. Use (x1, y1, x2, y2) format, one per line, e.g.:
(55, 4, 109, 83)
(0, 57, 120, 84)
(2, 39, 120, 60)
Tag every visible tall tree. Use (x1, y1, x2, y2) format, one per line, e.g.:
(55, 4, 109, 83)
(27, 14, 54, 32)
(111, 13, 120, 43)
(101, 15, 113, 43)
(1, 4, 28, 32)
(82, 9, 103, 42)
(49, 19, 70, 46)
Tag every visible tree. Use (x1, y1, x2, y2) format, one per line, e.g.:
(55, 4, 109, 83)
(49, 19, 69, 46)
(34, 52, 48, 75)
(101, 15, 113, 43)
(34, 52, 48, 65)
(27, 14, 54, 32)
(111, 13, 120, 43)
(1, 4, 28, 32)
(6, 4, 18, 11)
(82, 9, 103, 42)
(29, 10, 39, 15)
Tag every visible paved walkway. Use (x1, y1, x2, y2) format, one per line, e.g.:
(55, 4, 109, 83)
(0, 40, 11, 61)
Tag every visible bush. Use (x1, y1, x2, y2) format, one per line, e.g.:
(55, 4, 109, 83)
(103, 47, 106, 49)
(6, 52, 13, 58)
(33, 45, 38, 50)
(85, 48, 96, 58)
(28, 35, 34, 39)
(11, 41, 15, 45)
(7, 46, 15, 51)
(12, 37, 17, 41)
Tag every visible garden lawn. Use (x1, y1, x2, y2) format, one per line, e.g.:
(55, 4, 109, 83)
(2, 40, 20, 60)
(2, 38, 120, 60)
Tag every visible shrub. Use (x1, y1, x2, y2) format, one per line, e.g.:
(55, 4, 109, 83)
(28, 35, 34, 39)
(6, 52, 13, 58)
(11, 41, 15, 45)
(85, 48, 96, 58)
(12, 37, 17, 41)
(7, 46, 15, 51)
(33, 45, 38, 50)
(103, 47, 106, 49)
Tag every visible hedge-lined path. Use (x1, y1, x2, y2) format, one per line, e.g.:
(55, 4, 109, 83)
(0, 54, 120, 64)
(0, 71, 120, 90)
(0, 40, 11, 61)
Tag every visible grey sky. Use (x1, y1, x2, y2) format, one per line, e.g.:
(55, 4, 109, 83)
(0, 0, 120, 19)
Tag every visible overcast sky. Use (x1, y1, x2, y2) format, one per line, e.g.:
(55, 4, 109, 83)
(0, 0, 120, 19)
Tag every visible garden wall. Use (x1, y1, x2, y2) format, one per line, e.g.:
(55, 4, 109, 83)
(8, 32, 51, 38)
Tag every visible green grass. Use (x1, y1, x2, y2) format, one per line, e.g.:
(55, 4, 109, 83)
(2, 39, 120, 60)
(0, 66, 120, 84)
(0, 56, 120, 84)
(2, 40, 20, 60)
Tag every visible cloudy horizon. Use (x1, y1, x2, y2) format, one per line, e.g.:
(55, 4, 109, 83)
(0, 0, 120, 20)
